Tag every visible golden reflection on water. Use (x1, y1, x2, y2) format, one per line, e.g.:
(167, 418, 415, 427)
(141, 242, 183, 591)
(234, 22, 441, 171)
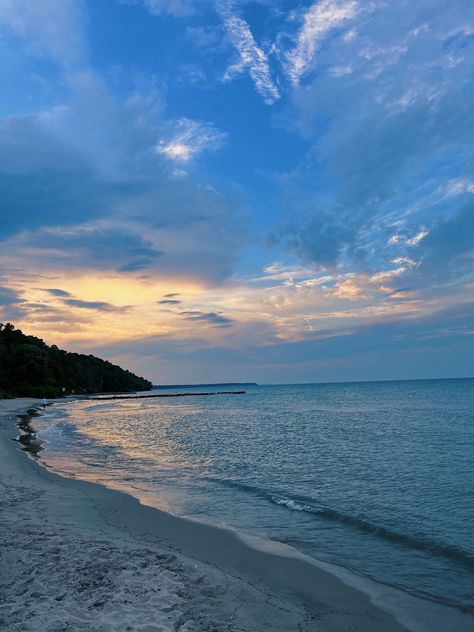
(76, 399, 202, 465)
(36, 397, 203, 517)
(40, 404, 194, 516)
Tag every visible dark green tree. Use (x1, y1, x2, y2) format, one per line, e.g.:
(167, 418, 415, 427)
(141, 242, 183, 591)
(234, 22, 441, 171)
(0, 323, 152, 398)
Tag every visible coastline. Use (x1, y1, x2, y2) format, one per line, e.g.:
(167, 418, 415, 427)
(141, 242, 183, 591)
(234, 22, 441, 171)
(0, 399, 464, 631)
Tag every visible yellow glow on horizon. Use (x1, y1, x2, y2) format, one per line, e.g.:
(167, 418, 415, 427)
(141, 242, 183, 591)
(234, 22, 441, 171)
(9, 270, 215, 350)
(5, 262, 438, 359)
(29, 273, 205, 306)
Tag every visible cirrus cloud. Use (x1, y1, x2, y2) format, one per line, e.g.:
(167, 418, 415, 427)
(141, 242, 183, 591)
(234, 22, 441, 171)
(156, 117, 227, 162)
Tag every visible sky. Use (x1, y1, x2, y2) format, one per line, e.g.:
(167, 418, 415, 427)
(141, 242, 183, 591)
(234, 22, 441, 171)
(0, 0, 473, 384)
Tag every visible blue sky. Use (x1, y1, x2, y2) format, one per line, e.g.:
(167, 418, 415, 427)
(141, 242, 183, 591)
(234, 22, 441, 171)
(0, 0, 473, 383)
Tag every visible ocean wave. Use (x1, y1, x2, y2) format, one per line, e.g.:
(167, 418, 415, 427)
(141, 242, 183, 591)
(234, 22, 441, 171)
(272, 497, 313, 512)
(40, 407, 70, 420)
(202, 476, 474, 570)
(38, 422, 75, 446)
(269, 494, 474, 570)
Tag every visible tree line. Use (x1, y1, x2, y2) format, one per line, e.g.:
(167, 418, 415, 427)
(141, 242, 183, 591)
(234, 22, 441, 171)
(0, 323, 152, 398)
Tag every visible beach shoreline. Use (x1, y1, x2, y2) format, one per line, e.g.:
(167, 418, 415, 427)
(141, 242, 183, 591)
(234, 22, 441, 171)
(0, 398, 467, 631)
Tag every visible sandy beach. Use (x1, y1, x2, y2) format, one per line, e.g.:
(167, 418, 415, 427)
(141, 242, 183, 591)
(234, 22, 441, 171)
(0, 399, 409, 631)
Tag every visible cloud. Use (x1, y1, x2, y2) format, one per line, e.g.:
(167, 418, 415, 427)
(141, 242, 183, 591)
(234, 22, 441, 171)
(42, 288, 73, 297)
(0, 286, 23, 306)
(285, 0, 359, 85)
(444, 179, 474, 198)
(156, 118, 227, 162)
(0, 0, 86, 67)
(6, 225, 162, 274)
(180, 310, 233, 327)
(63, 298, 129, 312)
(88, 299, 474, 383)
(0, 114, 107, 239)
(0, 285, 26, 321)
(278, 0, 474, 287)
(119, 259, 159, 273)
(284, 214, 351, 269)
(134, 0, 280, 104)
(406, 230, 428, 247)
(2, 0, 472, 383)
(415, 201, 474, 283)
(216, 0, 280, 104)
(0, 72, 241, 284)
(125, 0, 199, 17)
(185, 25, 222, 49)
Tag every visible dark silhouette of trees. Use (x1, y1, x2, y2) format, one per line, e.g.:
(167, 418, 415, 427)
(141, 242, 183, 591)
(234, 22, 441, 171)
(0, 323, 152, 398)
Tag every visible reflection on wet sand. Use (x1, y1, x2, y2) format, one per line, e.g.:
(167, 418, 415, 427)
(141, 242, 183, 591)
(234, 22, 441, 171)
(16, 407, 47, 458)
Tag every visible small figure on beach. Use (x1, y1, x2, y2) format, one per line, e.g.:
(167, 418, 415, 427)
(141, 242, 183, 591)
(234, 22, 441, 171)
(41, 397, 48, 410)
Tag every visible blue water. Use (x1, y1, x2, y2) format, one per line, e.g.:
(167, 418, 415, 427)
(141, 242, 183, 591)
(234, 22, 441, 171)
(34, 379, 474, 619)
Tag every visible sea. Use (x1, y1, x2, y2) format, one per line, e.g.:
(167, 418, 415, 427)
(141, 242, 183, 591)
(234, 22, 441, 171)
(32, 378, 473, 630)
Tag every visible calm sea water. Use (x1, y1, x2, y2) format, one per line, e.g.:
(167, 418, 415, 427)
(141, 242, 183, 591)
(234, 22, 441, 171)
(34, 379, 473, 623)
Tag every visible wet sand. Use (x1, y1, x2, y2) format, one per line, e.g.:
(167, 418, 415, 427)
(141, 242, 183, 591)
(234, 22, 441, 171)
(0, 398, 407, 631)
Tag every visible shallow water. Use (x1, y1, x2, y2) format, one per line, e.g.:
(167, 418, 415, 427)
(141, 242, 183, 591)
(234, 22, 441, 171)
(34, 379, 474, 618)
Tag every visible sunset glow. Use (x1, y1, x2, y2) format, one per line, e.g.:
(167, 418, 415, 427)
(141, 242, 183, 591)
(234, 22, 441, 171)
(0, 0, 472, 383)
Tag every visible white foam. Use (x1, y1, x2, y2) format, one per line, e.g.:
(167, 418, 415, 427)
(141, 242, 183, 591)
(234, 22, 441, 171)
(272, 496, 313, 512)
(38, 422, 70, 446)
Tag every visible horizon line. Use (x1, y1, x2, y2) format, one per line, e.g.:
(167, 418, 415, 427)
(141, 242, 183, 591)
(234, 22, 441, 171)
(152, 376, 473, 388)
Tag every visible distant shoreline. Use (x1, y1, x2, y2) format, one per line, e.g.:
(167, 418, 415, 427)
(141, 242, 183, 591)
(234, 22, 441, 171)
(257, 376, 474, 387)
(152, 382, 257, 389)
(152, 377, 473, 390)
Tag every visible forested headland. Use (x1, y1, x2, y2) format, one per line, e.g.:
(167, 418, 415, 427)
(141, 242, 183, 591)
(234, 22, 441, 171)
(0, 323, 152, 398)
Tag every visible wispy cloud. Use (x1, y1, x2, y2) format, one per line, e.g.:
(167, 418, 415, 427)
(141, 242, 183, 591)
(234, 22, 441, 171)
(156, 118, 227, 162)
(216, 0, 280, 105)
(285, 0, 359, 85)
(63, 298, 129, 312)
(42, 288, 73, 297)
(406, 229, 428, 246)
(180, 310, 233, 327)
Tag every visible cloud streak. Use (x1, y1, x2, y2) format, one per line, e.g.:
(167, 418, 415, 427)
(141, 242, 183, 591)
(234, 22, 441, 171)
(180, 310, 233, 327)
(216, 0, 280, 104)
(0, 286, 23, 306)
(63, 298, 130, 312)
(42, 288, 73, 297)
(285, 0, 359, 85)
